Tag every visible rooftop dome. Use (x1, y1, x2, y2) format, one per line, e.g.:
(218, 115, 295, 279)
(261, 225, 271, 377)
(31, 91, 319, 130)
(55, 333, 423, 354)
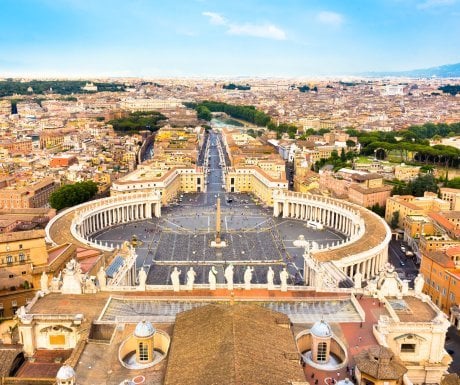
(310, 320, 332, 338)
(56, 365, 76, 380)
(134, 320, 156, 338)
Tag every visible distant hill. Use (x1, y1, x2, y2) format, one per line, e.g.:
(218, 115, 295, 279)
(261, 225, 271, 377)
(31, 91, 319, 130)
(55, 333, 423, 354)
(363, 62, 460, 78)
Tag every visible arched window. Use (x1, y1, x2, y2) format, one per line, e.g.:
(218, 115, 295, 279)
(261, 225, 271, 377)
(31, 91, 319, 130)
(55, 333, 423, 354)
(139, 342, 149, 361)
(317, 342, 327, 362)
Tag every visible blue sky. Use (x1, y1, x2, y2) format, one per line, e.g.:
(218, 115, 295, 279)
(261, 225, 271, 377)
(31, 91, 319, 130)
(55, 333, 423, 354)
(1, 0, 460, 77)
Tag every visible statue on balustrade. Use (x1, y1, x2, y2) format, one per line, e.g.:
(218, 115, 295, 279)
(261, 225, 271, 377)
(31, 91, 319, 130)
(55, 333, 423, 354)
(170, 267, 181, 292)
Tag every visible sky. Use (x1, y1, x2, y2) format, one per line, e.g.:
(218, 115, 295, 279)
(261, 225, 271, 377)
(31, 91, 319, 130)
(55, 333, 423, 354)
(1, 0, 460, 78)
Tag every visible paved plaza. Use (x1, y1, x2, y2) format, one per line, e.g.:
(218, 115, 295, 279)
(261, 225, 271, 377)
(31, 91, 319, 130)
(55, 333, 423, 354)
(93, 131, 345, 285)
(93, 193, 345, 285)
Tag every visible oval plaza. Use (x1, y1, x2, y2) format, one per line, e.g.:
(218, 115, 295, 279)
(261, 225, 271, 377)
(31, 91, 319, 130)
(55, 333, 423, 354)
(46, 128, 391, 289)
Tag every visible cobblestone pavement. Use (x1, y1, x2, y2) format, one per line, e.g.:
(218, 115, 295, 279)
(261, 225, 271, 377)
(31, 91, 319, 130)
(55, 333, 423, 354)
(94, 194, 345, 285)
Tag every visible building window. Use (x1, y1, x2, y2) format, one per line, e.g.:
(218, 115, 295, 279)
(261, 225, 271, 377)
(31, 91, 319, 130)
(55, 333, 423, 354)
(317, 342, 327, 362)
(19, 253, 25, 262)
(401, 343, 416, 353)
(6, 255, 13, 264)
(138, 342, 149, 362)
(19, 244, 23, 249)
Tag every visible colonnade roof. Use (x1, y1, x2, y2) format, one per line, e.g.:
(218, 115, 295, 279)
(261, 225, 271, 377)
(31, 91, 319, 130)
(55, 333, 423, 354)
(313, 207, 389, 262)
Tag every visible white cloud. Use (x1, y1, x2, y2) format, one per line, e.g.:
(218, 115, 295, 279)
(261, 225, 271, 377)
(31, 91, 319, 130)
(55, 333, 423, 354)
(202, 11, 286, 40)
(417, 0, 457, 9)
(227, 23, 286, 40)
(316, 11, 344, 26)
(202, 11, 226, 25)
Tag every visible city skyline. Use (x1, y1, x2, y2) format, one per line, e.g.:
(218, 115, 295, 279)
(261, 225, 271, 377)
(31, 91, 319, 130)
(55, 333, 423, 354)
(1, 0, 460, 78)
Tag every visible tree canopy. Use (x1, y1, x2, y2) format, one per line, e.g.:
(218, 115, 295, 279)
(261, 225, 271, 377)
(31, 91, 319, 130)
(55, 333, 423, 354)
(107, 111, 167, 134)
(390, 173, 439, 197)
(222, 83, 251, 90)
(346, 122, 460, 168)
(49, 181, 98, 211)
(439, 85, 460, 96)
(0, 79, 125, 97)
(445, 177, 460, 189)
(188, 101, 271, 127)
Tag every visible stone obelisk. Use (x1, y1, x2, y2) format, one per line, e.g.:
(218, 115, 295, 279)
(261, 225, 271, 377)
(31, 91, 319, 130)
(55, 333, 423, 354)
(216, 197, 221, 244)
(211, 197, 226, 248)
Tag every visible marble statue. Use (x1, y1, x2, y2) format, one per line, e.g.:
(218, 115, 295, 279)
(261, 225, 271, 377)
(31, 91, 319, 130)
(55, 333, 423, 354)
(186, 267, 196, 291)
(402, 279, 409, 296)
(353, 271, 362, 289)
(208, 266, 217, 290)
(50, 274, 61, 292)
(61, 259, 82, 295)
(366, 279, 378, 295)
(40, 271, 49, 294)
(414, 274, 425, 294)
(244, 266, 254, 290)
(138, 267, 147, 291)
(224, 264, 234, 291)
(97, 266, 107, 289)
(280, 268, 289, 292)
(171, 267, 181, 292)
(84, 276, 97, 293)
(16, 305, 26, 318)
(267, 266, 275, 290)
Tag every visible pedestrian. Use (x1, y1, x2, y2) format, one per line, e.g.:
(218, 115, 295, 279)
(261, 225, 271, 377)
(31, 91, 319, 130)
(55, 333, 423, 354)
(311, 373, 315, 379)
(360, 322, 363, 328)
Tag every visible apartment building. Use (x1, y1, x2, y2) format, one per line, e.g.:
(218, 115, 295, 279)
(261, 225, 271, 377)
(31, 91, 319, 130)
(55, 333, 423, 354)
(0, 178, 58, 209)
(420, 245, 460, 319)
(222, 128, 288, 206)
(439, 187, 460, 211)
(319, 168, 392, 208)
(385, 192, 450, 228)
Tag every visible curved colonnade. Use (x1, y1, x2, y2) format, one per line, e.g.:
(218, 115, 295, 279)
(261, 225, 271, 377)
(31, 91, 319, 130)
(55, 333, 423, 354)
(274, 191, 391, 282)
(46, 190, 391, 285)
(46, 192, 162, 252)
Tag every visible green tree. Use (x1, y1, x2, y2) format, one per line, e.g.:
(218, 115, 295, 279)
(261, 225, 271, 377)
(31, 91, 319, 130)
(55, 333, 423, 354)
(49, 181, 98, 211)
(390, 211, 400, 229)
(369, 203, 385, 217)
(445, 177, 460, 189)
(196, 105, 212, 121)
(346, 139, 356, 148)
(409, 173, 438, 197)
(340, 148, 346, 162)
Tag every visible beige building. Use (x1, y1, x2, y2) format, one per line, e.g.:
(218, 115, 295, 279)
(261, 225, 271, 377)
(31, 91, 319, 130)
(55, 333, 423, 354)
(111, 166, 205, 205)
(385, 192, 450, 228)
(319, 169, 392, 208)
(222, 128, 288, 206)
(394, 164, 421, 181)
(226, 166, 288, 206)
(0, 230, 48, 318)
(111, 126, 206, 204)
(440, 187, 460, 211)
